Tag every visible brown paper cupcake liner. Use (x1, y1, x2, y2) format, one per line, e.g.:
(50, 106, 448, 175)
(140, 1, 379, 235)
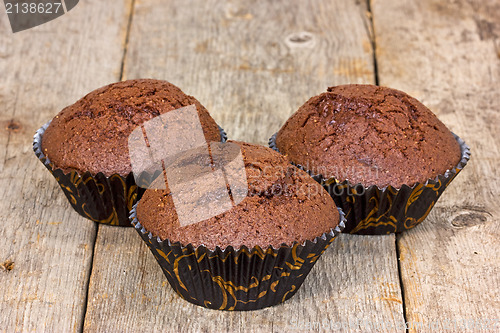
(33, 121, 227, 227)
(269, 132, 470, 234)
(130, 203, 345, 311)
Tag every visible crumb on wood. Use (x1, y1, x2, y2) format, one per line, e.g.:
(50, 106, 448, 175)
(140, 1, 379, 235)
(1, 260, 14, 271)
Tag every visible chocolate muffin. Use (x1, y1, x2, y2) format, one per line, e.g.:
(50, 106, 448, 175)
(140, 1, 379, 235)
(137, 141, 338, 248)
(33, 79, 225, 226)
(41, 79, 221, 176)
(270, 84, 470, 234)
(275, 84, 461, 188)
(131, 141, 345, 310)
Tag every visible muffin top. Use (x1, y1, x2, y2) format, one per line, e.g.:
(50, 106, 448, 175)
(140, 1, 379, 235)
(41, 79, 221, 176)
(275, 84, 461, 188)
(137, 141, 339, 249)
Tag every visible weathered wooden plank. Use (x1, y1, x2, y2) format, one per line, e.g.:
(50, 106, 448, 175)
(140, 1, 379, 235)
(85, 227, 404, 332)
(0, 1, 132, 331)
(84, 0, 406, 332)
(123, 0, 375, 145)
(373, 0, 500, 331)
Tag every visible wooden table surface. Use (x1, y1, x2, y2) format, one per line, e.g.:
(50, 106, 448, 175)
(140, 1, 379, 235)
(1, 0, 499, 332)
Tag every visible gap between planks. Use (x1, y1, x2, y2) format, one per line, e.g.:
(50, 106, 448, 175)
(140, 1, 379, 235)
(79, 0, 137, 331)
(82, 0, 405, 332)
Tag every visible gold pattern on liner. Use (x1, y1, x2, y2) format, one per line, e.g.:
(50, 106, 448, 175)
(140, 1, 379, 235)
(82, 203, 118, 225)
(51, 166, 139, 225)
(349, 191, 397, 233)
(282, 285, 297, 302)
(147, 234, 340, 310)
(342, 166, 465, 233)
(173, 253, 196, 292)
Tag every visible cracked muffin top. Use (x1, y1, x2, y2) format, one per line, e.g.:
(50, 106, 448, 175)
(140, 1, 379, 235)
(275, 84, 461, 188)
(41, 79, 221, 176)
(137, 141, 339, 249)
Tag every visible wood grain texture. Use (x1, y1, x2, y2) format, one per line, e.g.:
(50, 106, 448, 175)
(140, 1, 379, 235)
(0, 0, 131, 331)
(373, 0, 500, 331)
(83, 0, 406, 332)
(123, 0, 375, 144)
(85, 228, 404, 332)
